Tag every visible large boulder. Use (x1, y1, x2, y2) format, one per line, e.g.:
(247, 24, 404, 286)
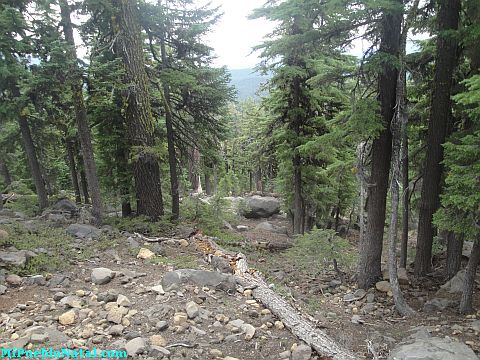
(241, 196, 281, 218)
(52, 198, 78, 213)
(255, 221, 287, 234)
(0, 250, 27, 267)
(440, 270, 466, 294)
(66, 224, 101, 239)
(388, 337, 478, 360)
(161, 269, 236, 292)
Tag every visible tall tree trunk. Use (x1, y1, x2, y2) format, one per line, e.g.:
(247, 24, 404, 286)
(0, 160, 12, 187)
(79, 166, 90, 204)
(18, 113, 49, 210)
(205, 173, 212, 195)
(459, 240, 480, 314)
(358, 4, 402, 289)
(387, 0, 418, 316)
(293, 153, 304, 235)
(66, 138, 82, 203)
(116, 145, 132, 217)
(60, 0, 103, 224)
(446, 232, 464, 280)
(158, 18, 179, 220)
(415, 0, 461, 276)
(400, 128, 409, 268)
(248, 171, 253, 192)
(113, 0, 164, 219)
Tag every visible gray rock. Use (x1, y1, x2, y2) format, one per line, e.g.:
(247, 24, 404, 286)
(440, 270, 466, 294)
(24, 275, 46, 286)
(241, 196, 281, 218)
(343, 289, 367, 302)
(52, 198, 78, 213)
(423, 298, 455, 312)
(0, 284, 7, 294)
(254, 221, 287, 234)
(91, 267, 114, 285)
(236, 225, 249, 232)
(291, 344, 312, 360)
(186, 301, 199, 319)
(388, 337, 478, 360)
(383, 267, 409, 285)
(6, 274, 22, 286)
(125, 337, 147, 356)
(468, 320, 480, 332)
(97, 289, 119, 302)
(66, 224, 101, 239)
(0, 251, 27, 267)
(149, 346, 170, 358)
(144, 304, 175, 319)
(375, 280, 392, 293)
(161, 269, 237, 292)
(30, 333, 49, 344)
(126, 237, 140, 249)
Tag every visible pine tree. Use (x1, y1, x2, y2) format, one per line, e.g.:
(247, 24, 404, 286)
(112, 0, 165, 219)
(415, 0, 461, 276)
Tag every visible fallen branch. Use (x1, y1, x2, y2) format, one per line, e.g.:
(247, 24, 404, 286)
(193, 234, 356, 360)
(133, 232, 176, 243)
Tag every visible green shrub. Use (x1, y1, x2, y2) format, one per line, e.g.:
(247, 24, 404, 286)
(286, 228, 356, 273)
(4, 195, 39, 217)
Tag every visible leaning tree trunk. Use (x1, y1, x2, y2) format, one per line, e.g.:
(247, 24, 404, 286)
(65, 138, 82, 203)
(387, 0, 419, 316)
(358, 3, 402, 289)
(400, 106, 409, 268)
(18, 112, 49, 210)
(113, 0, 164, 219)
(446, 232, 464, 280)
(459, 240, 480, 314)
(415, 0, 461, 276)
(159, 21, 179, 220)
(60, 0, 103, 224)
(79, 165, 90, 204)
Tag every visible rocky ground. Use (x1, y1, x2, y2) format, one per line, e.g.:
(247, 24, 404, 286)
(1, 196, 480, 359)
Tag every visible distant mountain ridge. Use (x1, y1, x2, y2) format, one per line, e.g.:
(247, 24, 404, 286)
(228, 68, 270, 101)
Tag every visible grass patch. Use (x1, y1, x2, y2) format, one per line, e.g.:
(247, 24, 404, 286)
(147, 254, 199, 269)
(104, 215, 175, 236)
(0, 223, 76, 275)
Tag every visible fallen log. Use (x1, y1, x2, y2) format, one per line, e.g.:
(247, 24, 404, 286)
(192, 234, 356, 360)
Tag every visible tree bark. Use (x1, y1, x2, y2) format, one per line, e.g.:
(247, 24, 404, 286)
(60, 0, 103, 224)
(116, 145, 132, 217)
(65, 138, 82, 203)
(358, 4, 402, 289)
(415, 0, 461, 276)
(18, 113, 49, 210)
(113, 0, 164, 219)
(79, 166, 90, 204)
(459, 240, 480, 314)
(293, 152, 304, 235)
(158, 19, 179, 220)
(446, 232, 464, 280)
(400, 90, 409, 269)
(205, 173, 212, 195)
(0, 160, 12, 187)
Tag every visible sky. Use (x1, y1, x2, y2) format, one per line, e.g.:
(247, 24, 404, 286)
(203, 1, 429, 70)
(205, 0, 274, 70)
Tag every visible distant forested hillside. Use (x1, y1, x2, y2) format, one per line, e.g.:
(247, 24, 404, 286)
(228, 68, 270, 100)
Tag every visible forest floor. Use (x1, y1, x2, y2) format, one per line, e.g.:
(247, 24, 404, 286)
(0, 205, 479, 359)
